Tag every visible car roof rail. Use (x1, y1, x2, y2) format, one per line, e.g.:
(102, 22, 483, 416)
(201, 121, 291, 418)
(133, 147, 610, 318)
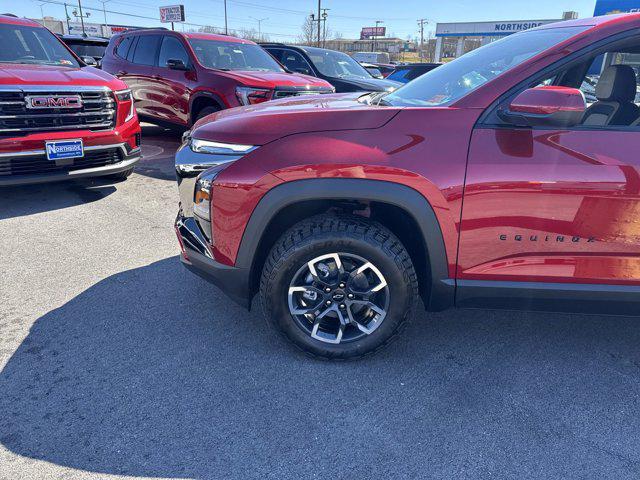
(2, 13, 19, 17)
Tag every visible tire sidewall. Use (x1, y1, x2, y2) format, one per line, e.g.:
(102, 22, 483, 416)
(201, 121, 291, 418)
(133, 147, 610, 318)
(263, 231, 413, 359)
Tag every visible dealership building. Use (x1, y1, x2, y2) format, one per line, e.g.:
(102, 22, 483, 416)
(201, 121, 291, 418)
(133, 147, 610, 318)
(433, 12, 578, 62)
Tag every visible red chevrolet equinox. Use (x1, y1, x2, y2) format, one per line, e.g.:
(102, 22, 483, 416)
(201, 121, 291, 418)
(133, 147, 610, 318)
(101, 30, 334, 127)
(175, 14, 640, 359)
(0, 15, 140, 186)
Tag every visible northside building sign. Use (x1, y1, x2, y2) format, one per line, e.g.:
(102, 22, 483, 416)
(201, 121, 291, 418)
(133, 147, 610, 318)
(435, 19, 560, 38)
(493, 21, 546, 33)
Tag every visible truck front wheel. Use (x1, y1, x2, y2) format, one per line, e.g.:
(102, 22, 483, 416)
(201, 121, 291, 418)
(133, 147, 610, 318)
(260, 214, 418, 360)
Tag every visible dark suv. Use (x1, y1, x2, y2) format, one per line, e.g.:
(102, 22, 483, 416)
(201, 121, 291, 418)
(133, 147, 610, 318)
(261, 44, 401, 93)
(102, 30, 334, 128)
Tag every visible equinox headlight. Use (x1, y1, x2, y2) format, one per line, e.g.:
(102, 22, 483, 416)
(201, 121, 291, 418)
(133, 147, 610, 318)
(190, 138, 257, 155)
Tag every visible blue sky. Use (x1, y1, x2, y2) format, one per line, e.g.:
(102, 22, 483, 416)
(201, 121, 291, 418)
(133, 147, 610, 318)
(17, 0, 599, 41)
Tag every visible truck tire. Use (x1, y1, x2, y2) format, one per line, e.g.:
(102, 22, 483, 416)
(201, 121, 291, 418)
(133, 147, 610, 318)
(260, 214, 418, 360)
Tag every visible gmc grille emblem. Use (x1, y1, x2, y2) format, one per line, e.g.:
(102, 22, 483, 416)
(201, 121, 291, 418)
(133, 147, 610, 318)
(25, 95, 83, 109)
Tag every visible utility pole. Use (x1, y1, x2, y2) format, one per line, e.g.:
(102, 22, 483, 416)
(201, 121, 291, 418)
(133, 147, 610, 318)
(250, 16, 268, 42)
(372, 20, 383, 53)
(417, 18, 428, 62)
(224, 0, 228, 34)
(321, 8, 329, 48)
(317, 0, 321, 47)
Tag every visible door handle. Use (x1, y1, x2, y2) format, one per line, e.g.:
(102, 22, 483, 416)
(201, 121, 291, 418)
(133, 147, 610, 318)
(117, 71, 127, 76)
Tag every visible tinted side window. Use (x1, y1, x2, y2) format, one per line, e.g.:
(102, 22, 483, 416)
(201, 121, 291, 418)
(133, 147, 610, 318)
(126, 36, 138, 62)
(280, 50, 312, 74)
(132, 35, 161, 66)
(158, 36, 190, 67)
(116, 36, 133, 59)
(265, 48, 283, 62)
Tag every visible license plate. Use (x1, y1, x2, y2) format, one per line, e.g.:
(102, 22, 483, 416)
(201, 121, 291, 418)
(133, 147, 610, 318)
(45, 139, 84, 161)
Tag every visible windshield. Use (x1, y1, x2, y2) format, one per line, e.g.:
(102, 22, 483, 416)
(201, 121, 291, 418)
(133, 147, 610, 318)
(384, 26, 588, 107)
(188, 39, 284, 72)
(65, 41, 107, 58)
(302, 46, 372, 80)
(0, 23, 80, 67)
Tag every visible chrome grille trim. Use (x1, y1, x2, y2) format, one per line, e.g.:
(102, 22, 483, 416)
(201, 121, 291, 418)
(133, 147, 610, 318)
(0, 87, 116, 134)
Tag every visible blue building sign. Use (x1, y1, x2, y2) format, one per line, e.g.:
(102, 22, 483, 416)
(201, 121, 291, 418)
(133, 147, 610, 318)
(594, 0, 640, 15)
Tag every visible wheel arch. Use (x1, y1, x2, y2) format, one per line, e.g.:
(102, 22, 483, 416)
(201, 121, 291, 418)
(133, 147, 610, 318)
(236, 179, 454, 311)
(189, 91, 226, 124)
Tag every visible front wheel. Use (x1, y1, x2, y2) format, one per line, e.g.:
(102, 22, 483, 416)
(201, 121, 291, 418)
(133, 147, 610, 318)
(260, 214, 418, 360)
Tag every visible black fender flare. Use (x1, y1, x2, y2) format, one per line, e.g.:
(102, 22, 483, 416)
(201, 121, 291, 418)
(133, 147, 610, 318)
(189, 91, 226, 123)
(236, 178, 455, 311)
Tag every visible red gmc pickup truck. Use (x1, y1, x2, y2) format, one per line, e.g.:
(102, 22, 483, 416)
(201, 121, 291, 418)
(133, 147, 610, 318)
(175, 14, 640, 359)
(0, 15, 140, 186)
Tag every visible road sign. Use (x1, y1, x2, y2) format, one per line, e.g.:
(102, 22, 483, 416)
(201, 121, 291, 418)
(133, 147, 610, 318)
(160, 5, 185, 23)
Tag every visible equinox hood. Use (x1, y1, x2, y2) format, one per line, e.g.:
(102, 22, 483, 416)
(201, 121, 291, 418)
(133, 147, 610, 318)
(191, 92, 401, 145)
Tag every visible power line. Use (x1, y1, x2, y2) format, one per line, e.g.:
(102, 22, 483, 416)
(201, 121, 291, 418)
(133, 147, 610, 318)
(33, 0, 300, 38)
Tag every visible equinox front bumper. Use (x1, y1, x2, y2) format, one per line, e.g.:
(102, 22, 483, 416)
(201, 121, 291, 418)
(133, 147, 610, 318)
(175, 210, 251, 308)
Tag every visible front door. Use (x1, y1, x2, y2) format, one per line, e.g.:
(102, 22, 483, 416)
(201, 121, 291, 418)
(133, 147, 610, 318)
(457, 46, 640, 313)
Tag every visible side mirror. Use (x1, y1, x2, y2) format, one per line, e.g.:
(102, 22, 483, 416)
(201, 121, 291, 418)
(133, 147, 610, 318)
(82, 56, 97, 66)
(499, 86, 586, 128)
(366, 67, 383, 79)
(167, 58, 189, 71)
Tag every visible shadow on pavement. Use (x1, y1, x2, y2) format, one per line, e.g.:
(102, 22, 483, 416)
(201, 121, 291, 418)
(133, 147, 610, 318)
(2, 257, 640, 478)
(0, 179, 117, 220)
(135, 124, 183, 182)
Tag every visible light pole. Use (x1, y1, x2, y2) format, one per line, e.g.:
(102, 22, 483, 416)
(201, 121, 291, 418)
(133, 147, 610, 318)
(321, 8, 329, 48)
(64, 3, 71, 33)
(249, 16, 268, 42)
(72, 0, 91, 37)
(372, 20, 383, 53)
(316, 0, 321, 47)
(224, 0, 228, 34)
(38, 2, 45, 22)
(99, 0, 110, 36)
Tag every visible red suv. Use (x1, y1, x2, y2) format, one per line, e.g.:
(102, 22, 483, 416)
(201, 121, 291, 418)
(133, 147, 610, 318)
(101, 30, 334, 127)
(175, 14, 640, 359)
(0, 15, 140, 186)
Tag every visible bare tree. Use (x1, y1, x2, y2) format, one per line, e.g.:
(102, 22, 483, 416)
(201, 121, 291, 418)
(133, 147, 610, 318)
(298, 15, 315, 45)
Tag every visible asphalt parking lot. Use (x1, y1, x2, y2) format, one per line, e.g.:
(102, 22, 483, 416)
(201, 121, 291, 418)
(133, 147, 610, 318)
(1, 124, 640, 480)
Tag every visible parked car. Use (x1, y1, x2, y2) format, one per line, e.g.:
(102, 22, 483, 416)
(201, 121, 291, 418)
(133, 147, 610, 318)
(359, 62, 395, 79)
(0, 15, 140, 186)
(102, 31, 334, 128)
(261, 44, 401, 93)
(386, 63, 441, 84)
(176, 14, 640, 359)
(57, 34, 109, 66)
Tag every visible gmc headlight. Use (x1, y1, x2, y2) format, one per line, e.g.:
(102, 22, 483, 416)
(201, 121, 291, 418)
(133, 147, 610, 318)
(115, 88, 135, 122)
(190, 138, 257, 155)
(236, 86, 272, 106)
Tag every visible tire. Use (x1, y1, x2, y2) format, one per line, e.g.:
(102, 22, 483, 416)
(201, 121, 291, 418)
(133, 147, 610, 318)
(107, 167, 134, 181)
(260, 214, 418, 360)
(195, 106, 220, 122)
